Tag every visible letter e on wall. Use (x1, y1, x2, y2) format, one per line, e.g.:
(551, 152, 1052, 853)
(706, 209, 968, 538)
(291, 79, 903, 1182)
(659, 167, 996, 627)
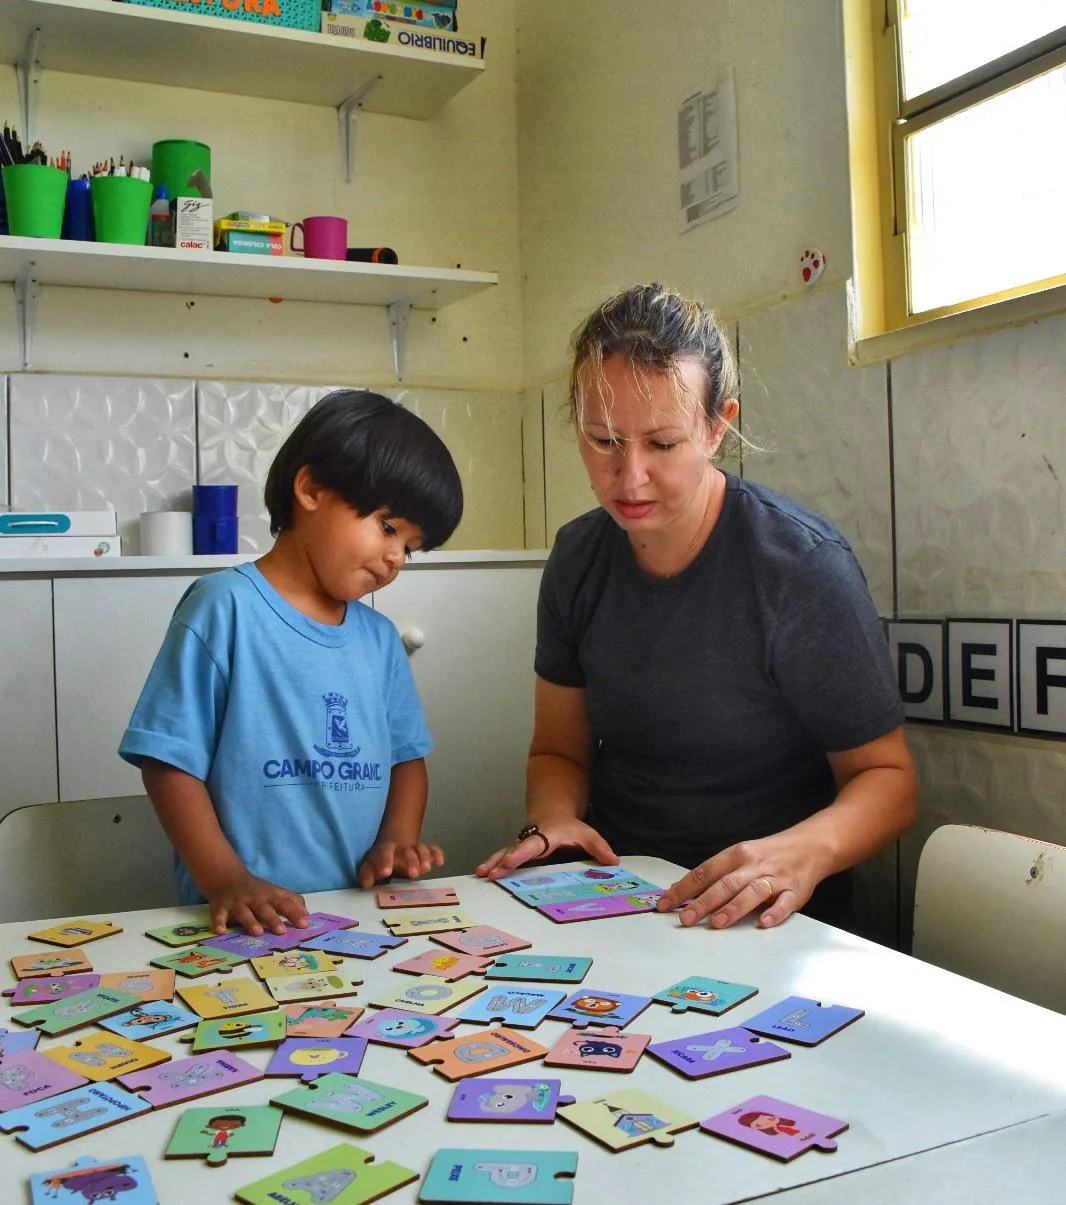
(947, 619, 1013, 730)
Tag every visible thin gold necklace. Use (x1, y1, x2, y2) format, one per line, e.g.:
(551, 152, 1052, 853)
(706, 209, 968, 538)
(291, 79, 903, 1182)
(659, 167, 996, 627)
(663, 474, 717, 577)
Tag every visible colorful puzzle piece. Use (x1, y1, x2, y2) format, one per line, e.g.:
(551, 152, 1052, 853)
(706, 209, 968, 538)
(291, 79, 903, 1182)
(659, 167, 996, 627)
(305, 930, 407, 960)
(652, 975, 757, 1015)
(251, 951, 343, 979)
(740, 995, 864, 1045)
(557, 1088, 697, 1151)
(265, 972, 362, 1005)
(285, 1001, 364, 1038)
(540, 891, 662, 923)
(699, 1093, 849, 1160)
(647, 1026, 791, 1079)
(345, 1008, 460, 1048)
(199, 931, 274, 958)
(408, 1026, 548, 1081)
(271, 1072, 427, 1132)
(11, 949, 92, 979)
(0, 1050, 87, 1111)
(485, 955, 592, 983)
(100, 1000, 199, 1040)
(29, 1154, 158, 1204)
(547, 988, 652, 1030)
(180, 1010, 287, 1052)
(381, 909, 479, 937)
(459, 986, 565, 1028)
(166, 1104, 283, 1166)
(266, 1036, 368, 1082)
(421, 1149, 578, 1204)
(98, 969, 176, 1003)
(392, 950, 492, 980)
(447, 1078, 574, 1123)
(177, 978, 276, 1019)
(4, 973, 100, 1005)
(145, 917, 216, 946)
(377, 886, 459, 908)
(150, 945, 246, 978)
(543, 1025, 649, 1071)
(0, 1026, 39, 1056)
(41, 1032, 169, 1081)
(431, 927, 531, 956)
(260, 913, 359, 952)
(0, 1083, 151, 1149)
(370, 976, 484, 1015)
(235, 1142, 418, 1205)
(28, 919, 122, 947)
(118, 1051, 263, 1107)
(10, 986, 141, 1035)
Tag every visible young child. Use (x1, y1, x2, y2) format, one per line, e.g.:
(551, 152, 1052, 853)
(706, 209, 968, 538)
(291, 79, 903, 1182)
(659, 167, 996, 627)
(119, 390, 463, 937)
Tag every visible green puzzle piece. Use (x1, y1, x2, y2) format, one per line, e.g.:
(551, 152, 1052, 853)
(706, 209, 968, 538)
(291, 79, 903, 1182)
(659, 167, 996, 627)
(422, 1149, 578, 1204)
(236, 1142, 418, 1205)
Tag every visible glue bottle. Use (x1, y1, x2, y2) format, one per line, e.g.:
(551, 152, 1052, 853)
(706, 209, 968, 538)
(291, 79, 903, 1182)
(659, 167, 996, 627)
(149, 185, 172, 247)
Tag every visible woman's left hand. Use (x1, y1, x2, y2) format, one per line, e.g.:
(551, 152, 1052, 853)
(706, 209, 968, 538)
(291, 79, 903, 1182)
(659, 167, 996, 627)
(654, 833, 826, 930)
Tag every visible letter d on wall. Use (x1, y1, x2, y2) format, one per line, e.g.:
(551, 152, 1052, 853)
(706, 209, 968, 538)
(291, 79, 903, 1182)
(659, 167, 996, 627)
(888, 620, 945, 722)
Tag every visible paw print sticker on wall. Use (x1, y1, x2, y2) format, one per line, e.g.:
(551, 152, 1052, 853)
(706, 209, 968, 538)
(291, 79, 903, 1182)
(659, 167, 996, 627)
(800, 248, 826, 286)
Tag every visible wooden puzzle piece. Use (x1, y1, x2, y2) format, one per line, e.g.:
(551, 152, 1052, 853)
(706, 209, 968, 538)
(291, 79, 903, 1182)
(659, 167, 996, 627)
(266, 1036, 368, 1082)
(4, 973, 100, 1005)
(652, 975, 757, 1015)
(98, 969, 176, 1003)
(0, 1026, 39, 1056)
(699, 1093, 849, 1160)
(459, 986, 565, 1028)
(484, 955, 591, 984)
(377, 886, 459, 908)
(251, 951, 344, 979)
(180, 1010, 288, 1053)
(430, 927, 531, 956)
(647, 1026, 791, 1079)
(370, 976, 484, 1015)
(543, 1025, 649, 1071)
(344, 1008, 460, 1048)
(235, 1142, 418, 1205)
(740, 995, 864, 1045)
(29, 1154, 158, 1204)
(271, 1072, 427, 1133)
(0, 1049, 88, 1111)
(447, 1078, 575, 1123)
(557, 1089, 697, 1151)
(145, 916, 216, 946)
(200, 931, 277, 957)
(117, 1051, 262, 1107)
(11, 949, 92, 979)
(285, 1001, 364, 1038)
(306, 930, 407, 960)
(495, 865, 636, 896)
(28, 919, 122, 947)
(392, 950, 492, 980)
(260, 912, 359, 952)
(539, 891, 662, 923)
(421, 1149, 578, 1204)
(265, 972, 363, 1005)
(381, 909, 479, 937)
(10, 986, 141, 1036)
(177, 978, 276, 1019)
(547, 988, 652, 1030)
(100, 1000, 199, 1040)
(150, 945, 246, 978)
(165, 1104, 283, 1166)
(0, 1083, 151, 1149)
(408, 1026, 548, 1081)
(41, 1032, 170, 1081)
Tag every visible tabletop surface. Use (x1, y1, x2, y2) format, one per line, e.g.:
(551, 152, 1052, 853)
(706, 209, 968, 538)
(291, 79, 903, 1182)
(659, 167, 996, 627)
(2, 856, 1065, 1203)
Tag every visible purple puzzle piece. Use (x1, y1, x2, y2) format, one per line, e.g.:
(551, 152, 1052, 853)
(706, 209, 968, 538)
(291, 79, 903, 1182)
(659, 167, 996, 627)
(700, 1093, 849, 1160)
(741, 995, 864, 1046)
(266, 1036, 368, 1082)
(344, 1008, 460, 1048)
(261, 913, 358, 951)
(3, 974, 101, 1006)
(548, 987, 652, 1029)
(200, 932, 274, 958)
(447, 1077, 573, 1122)
(647, 1026, 791, 1078)
(0, 1050, 88, 1111)
(540, 890, 662, 923)
(117, 1051, 262, 1107)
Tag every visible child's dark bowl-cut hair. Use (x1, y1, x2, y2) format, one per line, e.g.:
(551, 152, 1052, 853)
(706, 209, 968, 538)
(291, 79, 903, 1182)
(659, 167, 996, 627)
(264, 389, 463, 549)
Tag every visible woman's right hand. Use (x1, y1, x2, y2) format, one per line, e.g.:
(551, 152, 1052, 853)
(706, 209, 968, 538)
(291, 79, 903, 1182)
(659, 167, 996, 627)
(475, 818, 619, 880)
(207, 872, 309, 936)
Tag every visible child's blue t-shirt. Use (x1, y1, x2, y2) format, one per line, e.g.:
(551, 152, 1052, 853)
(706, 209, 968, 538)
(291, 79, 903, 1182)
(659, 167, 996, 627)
(118, 563, 432, 904)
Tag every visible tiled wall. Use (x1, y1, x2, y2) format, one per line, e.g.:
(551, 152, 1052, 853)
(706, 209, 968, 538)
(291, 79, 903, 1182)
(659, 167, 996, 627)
(5, 376, 526, 553)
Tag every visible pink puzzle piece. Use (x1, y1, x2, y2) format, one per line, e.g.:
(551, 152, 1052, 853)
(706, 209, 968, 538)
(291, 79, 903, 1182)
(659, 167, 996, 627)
(544, 1026, 650, 1071)
(431, 927, 532, 956)
(392, 950, 492, 981)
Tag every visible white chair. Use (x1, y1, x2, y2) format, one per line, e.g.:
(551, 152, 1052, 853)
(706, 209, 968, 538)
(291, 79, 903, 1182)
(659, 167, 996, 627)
(0, 796, 178, 923)
(912, 823, 1066, 1014)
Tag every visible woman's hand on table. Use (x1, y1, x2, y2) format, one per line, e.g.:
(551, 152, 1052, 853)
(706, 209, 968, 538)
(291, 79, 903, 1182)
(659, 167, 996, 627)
(655, 833, 827, 929)
(207, 873, 309, 937)
(357, 840, 444, 889)
(475, 818, 619, 880)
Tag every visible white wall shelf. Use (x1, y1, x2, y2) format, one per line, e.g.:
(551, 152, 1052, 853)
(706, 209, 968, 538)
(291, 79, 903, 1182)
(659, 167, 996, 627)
(0, 0, 484, 116)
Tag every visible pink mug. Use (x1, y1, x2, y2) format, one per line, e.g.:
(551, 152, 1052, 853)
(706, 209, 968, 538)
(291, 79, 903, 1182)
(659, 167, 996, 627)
(290, 215, 347, 260)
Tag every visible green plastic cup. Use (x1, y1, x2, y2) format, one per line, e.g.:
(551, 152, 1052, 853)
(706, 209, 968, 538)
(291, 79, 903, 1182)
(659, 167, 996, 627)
(91, 175, 153, 245)
(151, 139, 211, 200)
(1, 164, 68, 238)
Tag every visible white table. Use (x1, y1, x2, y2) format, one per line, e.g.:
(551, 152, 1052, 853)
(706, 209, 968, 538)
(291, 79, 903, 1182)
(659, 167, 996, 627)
(3, 856, 1065, 1203)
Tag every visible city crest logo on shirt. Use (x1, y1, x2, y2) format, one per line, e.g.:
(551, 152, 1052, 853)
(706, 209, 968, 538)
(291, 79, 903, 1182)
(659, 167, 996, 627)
(262, 691, 384, 791)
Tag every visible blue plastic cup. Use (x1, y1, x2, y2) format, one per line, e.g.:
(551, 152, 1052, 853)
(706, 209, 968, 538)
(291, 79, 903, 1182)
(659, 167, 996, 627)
(193, 484, 238, 517)
(192, 484, 239, 554)
(62, 178, 95, 241)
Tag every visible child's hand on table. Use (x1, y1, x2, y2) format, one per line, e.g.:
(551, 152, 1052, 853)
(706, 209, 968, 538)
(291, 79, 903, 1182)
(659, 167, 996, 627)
(207, 872, 309, 936)
(357, 840, 444, 889)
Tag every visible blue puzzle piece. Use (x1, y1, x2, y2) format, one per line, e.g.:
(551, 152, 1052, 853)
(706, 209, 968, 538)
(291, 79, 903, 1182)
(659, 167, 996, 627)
(741, 995, 864, 1045)
(460, 988, 565, 1028)
(548, 988, 652, 1030)
(0, 1083, 152, 1150)
(29, 1155, 158, 1205)
(421, 1149, 577, 1204)
(306, 930, 406, 959)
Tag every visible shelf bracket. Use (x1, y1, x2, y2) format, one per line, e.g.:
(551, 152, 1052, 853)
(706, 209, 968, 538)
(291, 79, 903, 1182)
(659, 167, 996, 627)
(14, 263, 40, 371)
(16, 25, 44, 148)
(337, 76, 382, 183)
(388, 299, 412, 381)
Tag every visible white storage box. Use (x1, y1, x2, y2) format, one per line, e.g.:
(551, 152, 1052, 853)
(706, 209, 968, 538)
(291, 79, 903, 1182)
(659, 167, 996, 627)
(0, 511, 118, 537)
(0, 535, 121, 558)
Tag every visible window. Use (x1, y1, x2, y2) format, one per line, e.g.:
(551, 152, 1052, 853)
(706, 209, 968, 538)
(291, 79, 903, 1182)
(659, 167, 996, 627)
(844, 1, 1066, 352)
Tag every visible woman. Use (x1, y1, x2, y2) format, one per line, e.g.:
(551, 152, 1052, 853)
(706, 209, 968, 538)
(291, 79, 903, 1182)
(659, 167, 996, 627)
(477, 283, 914, 931)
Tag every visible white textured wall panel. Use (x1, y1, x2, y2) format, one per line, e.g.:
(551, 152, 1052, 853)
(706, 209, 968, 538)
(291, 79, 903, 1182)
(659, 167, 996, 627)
(0, 376, 7, 506)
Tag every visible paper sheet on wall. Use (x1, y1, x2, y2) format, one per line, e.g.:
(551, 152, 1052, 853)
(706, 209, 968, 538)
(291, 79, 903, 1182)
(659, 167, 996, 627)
(678, 65, 739, 232)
